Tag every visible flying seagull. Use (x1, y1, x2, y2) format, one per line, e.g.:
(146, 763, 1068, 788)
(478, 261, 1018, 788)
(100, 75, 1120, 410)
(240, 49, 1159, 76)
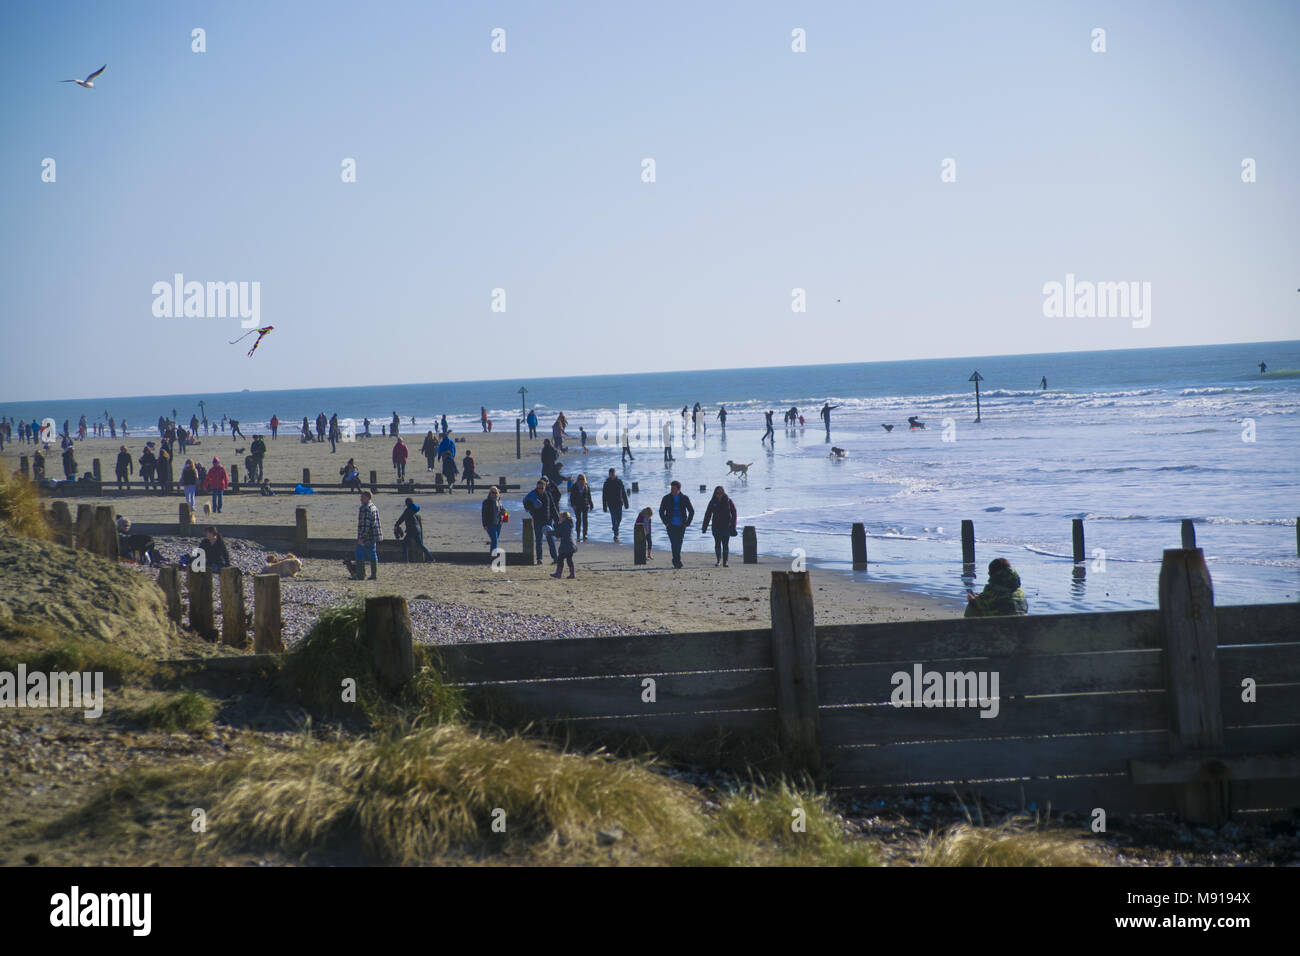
(62, 65, 106, 88)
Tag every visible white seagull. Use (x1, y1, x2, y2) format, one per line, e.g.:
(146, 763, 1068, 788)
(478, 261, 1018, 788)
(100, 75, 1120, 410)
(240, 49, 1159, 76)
(62, 65, 106, 88)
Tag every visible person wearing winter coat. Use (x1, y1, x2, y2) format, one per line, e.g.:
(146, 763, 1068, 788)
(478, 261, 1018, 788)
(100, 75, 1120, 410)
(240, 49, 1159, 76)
(462, 451, 480, 493)
(658, 480, 695, 569)
(61, 445, 77, 481)
(421, 431, 438, 471)
(138, 445, 157, 490)
(156, 446, 174, 495)
(481, 486, 505, 552)
(965, 558, 1029, 617)
(569, 474, 594, 542)
(115, 446, 133, 491)
(180, 459, 199, 510)
(204, 457, 229, 514)
(392, 437, 409, 481)
(198, 526, 230, 572)
(394, 497, 434, 562)
(700, 486, 738, 567)
(441, 450, 459, 493)
(550, 511, 578, 579)
(601, 468, 630, 541)
(523, 479, 560, 563)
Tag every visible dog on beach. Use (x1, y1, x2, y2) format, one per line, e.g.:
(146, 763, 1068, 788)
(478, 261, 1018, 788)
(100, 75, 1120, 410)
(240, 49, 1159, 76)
(202, 503, 212, 516)
(726, 460, 753, 479)
(263, 552, 303, 578)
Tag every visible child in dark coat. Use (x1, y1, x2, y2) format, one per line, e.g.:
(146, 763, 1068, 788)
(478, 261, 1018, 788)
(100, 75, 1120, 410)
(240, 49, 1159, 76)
(551, 511, 577, 578)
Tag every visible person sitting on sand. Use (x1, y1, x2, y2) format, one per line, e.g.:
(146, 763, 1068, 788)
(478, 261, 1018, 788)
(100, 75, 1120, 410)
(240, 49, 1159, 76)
(199, 526, 230, 573)
(260, 478, 275, 497)
(964, 558, 1029, 618)
(340, 457, 362, 493)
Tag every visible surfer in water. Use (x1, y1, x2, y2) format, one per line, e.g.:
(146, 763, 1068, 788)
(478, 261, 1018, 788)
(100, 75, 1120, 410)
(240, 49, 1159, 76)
(907, 416, 925, 430)
(1040, 376, 1047, 389)
(1259, 362, 1267, 374)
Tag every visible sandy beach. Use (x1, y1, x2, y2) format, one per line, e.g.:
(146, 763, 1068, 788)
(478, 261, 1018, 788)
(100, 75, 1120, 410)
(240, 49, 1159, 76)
(2, 429, 959, 634)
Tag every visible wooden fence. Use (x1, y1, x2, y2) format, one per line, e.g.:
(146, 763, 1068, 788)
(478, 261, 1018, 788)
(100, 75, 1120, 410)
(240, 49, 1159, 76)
(437, 550, 1300, 823)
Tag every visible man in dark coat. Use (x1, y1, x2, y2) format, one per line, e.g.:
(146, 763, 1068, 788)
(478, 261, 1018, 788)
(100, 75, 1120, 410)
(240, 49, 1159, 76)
(658, 480, 695, 569)
(601, 468, 630, 541)
(523, 479, 560, 563)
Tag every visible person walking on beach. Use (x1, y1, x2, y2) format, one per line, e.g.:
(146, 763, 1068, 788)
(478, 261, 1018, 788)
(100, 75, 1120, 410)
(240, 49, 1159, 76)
(569, 473, 594, 542)
(139, 444, 157, 491)
(180, 459, 198, 511)
(526, 408, 538, 440)
(462, 450, 479, 493)
(550, 511, 578, 579)
(1040, 376, 1047, 390)
(363, 418, 371, 438)
(523, 478, 560, 563)
(662, 418, 674, 464)
(482, 486, 505, 552)
(394, 497, 435, 563)
(108, 416, 116, 438)
(270, 414, 279, 438)
(964, 558, 1029, 618)
(205, 457, 229, 513)
(602, 467, 629, 541)
(328, 414, 341, 453)
(348, 490, 382, 580)
(658, 479, 695, 569)
(481, 406, 489, 432)
(441, 449, 459, 492)
(717, 406, 727, 429)
(761, 410, 775, 445)
(437, 430, 456, 467)
(114, 445, 133, 491)
(156, 445, 174, 495)
(440, 414, 449, 436)
(551, 417, 566, 452)
(579, 426, 588, 454)
(421, 430, 438, 471)
(392, 436, 409, 482)
(621, 425, 634, 464)
(391, 411, 400, 438)
(700, 485, 738, 567)
(540, 438, 563, 486)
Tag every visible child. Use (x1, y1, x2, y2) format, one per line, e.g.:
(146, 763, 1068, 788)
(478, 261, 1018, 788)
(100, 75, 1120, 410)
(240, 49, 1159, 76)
(260, 478, 275, 496)
(634, 507, 654, 558)
(551, 510, 577, 579)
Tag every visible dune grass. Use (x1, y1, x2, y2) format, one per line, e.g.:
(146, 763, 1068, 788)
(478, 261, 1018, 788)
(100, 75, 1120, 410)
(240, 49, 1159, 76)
(132, 691, 217, 733)
(0, 621, 156, 684)
(919, 818, 1102, 866)
(0, 470, 50, 539)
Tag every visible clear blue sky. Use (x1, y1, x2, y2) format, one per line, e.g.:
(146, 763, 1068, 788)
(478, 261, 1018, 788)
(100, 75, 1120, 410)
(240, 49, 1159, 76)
(2, 0, 1297, 401)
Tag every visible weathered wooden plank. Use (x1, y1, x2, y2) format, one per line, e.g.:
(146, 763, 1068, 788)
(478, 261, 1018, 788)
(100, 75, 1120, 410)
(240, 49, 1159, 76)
(1218, 643, 1300, 686)
(770, 571, 820, 774)
(219, 567, 247, 649)
(1130, 752, 1300, 786)
(820, 691, 1168, 747)
(819, 649, 1164, 706)
(1228, 778, 1300, 812)
(1221, 681, 1300, 728)
(1159, 548, 1227, 825)
(826, 729, 1170, 788)
(187, 570, 216, 641)
(253, 574, 284, 654)
(1222, 724, 1300, 755)
(440, 628, 772, 683)
(1216, 603, 1300, 646)
(551, 709, 777, 741)
(830, 775, 1179, 817)
(464, 668, 776, 720)
(817, 609, 1161, 666)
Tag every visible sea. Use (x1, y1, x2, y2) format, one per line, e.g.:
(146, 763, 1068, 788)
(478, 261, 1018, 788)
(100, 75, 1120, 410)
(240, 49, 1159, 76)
(5, 340, 1298, 614)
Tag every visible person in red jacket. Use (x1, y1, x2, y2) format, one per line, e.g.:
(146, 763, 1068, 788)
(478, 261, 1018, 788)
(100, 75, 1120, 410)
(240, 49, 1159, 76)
(204, 456, 229, 514)
(269, 414, 279, 439)
(392, 437, 409, 482)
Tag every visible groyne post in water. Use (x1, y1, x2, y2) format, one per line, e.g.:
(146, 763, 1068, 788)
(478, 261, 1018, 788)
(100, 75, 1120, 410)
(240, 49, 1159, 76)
(631, 481, 639, 494)
(961, 519, 975, 566)
(743, 526, 758, 564)
(1181, 519, 1196, 549)
(1072, 519, 1085, 564)
(253, 574, 284, 653)
(851, 523, 868, 570)
(1158, 547, 1227, 826)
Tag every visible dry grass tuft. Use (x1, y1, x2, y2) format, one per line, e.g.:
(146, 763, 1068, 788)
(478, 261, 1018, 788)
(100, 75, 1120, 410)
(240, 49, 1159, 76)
(919, 818, 1102, 867)
(0, 470, 49, 539)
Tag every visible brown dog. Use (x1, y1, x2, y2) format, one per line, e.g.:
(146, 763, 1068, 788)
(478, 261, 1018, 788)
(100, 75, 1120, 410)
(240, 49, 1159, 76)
(263, 552, 303, 577)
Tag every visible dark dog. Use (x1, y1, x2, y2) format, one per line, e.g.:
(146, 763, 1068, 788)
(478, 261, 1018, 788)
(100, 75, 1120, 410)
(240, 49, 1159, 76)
(120, 532, 161, 564)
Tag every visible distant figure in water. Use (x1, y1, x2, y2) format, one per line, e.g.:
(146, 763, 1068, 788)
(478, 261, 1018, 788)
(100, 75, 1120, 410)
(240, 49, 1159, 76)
(820, 402, 841, 435)
(1040, 376, 1047, 389)
(1259, 362, 1267, 374)
(717, 406, 727, 429)
(761, 410, 775, 445)
(965, 558, 1029, 618)
(829, 447, 847, 458)
(907, 416, 925, 430)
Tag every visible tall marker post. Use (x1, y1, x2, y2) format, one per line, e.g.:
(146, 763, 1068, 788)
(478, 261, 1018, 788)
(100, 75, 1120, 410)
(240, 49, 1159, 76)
(969, 370, 983, 423)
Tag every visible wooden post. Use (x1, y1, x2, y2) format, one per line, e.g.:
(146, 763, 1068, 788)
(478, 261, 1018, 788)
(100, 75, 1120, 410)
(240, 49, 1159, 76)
(634, 521, 647, 565)
(1072, 518, 1085, 564)
(1295, 517, 1299, 559)
(92, 458, 101, 483)
(364, 596, 415, 690)
(1157, 548, 1227, 826)
(157, 567, 183, 624)
(188, 570, 216, 641)
(295, 507, 309, 557)
(219, 567, 247, 648)
(499, 476, 507, 492)
(769, 571, 821, 775)
(521, 517, 535, 565)
(742, 525, 757, 564)
(92, 506, 119, 560)
(19, 455, 28, 479)
(179, 502, 192, 532)
(961, 519, 975, 565)
(851, 522, 867, 570)
(369, 469, 378, 493)
(631, 481, 639, 494)
(230, 464, 239, 492)
(49, 501, 73, 547)
(1181, 519, 1196, 550)
(74, 504, 95, 550)
(699, 484, 707, 493)
(253, 574, 284, 653)
(302, 468, 311, 486)
(516, 418, 521, 460)
(435, 473, 444, 493)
